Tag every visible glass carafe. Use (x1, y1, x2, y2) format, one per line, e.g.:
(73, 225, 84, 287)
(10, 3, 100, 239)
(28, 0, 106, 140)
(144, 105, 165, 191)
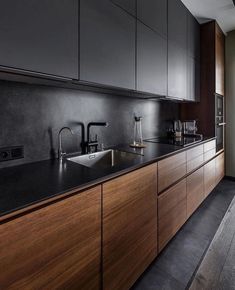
(130, 116, 146, 148)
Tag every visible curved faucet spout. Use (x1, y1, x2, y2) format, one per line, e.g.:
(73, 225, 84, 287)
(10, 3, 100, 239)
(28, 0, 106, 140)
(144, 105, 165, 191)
(58, 127, 74, 160)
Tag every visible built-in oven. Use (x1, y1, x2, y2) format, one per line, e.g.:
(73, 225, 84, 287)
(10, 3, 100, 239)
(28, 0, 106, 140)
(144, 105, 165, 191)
(215, 94, 225, 152)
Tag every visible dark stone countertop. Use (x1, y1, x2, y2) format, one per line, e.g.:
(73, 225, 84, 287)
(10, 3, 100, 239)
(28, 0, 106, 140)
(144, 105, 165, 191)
(0, 137, 216, 221)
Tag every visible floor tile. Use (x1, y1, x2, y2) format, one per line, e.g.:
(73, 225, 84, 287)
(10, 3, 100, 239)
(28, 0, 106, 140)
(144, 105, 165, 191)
(132, 179, 235, 290)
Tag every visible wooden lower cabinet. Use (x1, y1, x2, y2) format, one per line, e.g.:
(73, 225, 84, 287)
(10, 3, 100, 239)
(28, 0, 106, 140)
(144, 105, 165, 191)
(102, 164, 158, 290)
(158, 151, 187, 192)
(158, 179, 187, 251)
(0, 186, 101, 290)
(215, 152, 225, 185)
(204, 158, 216, 198)
(187, 167, 204, 218)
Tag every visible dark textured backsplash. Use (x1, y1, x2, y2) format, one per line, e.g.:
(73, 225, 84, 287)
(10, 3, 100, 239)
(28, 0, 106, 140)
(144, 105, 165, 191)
(0, 80, 179, 168)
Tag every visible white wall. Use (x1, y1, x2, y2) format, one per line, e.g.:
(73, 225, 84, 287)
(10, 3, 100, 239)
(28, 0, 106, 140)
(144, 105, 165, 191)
(226, 30, 235, 177)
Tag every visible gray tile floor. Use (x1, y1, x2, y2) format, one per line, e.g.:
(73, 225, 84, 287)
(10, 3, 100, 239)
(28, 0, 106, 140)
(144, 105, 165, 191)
(132, 178, 235, 290)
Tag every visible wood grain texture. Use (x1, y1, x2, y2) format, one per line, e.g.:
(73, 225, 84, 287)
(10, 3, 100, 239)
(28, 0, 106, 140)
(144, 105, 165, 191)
(187, 144, 204, 161)
(203, 139, 216, 153)
(158, 179, 187, 251)
(215, 23, 225, 96)
(187, 154, 204, 173)
(204, 148, 216, 163)
(0, 186, 102, 290)
(204, 159, 216, 198)
(190, 197, 235, 290)
(158, 151, 186, 192)
(215, 152, 225, 185)
(102, 163, 158, 290)
(187, 167, 204, 218)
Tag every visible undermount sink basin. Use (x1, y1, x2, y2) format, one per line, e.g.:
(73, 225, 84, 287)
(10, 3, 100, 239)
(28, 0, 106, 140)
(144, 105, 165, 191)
(67, 149, 138, 169)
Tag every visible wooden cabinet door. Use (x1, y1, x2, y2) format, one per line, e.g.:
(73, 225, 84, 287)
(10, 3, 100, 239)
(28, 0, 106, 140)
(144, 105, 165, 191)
(0, 0, 78, 79)
(187, 167, 204, 218)
(204, 140, 216, 162)
(215, 152, 225, 185)
(103, 164, 158, 290)
(137, 21, 167, 96)
(158, 179, 187, 251)
(215, 24, 225, 96)
(204, 159, 216, 198)
(80, 0, 135, 90)
(204, 140, 216, 153)
(187, 144, 204, 173)
(137, 0, 167, 37)
(0, 186, 101, 290)
(158, 151, 186, 192)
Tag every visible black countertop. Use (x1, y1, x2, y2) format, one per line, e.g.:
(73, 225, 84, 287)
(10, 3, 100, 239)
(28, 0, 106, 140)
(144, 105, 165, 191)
(0, 137, 216, 220)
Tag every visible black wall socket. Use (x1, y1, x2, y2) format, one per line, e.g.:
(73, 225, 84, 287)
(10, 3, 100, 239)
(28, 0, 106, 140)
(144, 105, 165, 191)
(0, 146, 24, 162)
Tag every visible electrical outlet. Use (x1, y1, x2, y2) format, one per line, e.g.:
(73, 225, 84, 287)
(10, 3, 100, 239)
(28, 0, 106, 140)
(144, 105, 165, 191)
(0, 146, 24, 162)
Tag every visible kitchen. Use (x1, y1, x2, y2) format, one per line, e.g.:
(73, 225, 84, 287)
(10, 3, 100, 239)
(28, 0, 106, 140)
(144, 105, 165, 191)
(0, 0, 234, 289)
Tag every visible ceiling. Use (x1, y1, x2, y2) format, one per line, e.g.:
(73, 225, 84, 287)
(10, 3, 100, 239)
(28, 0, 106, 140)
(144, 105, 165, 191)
(181, 0, 235, 34)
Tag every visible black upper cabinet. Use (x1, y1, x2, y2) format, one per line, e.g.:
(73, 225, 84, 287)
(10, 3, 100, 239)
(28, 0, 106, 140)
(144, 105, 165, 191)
(188, 12, 200, 60)
(168, 0, 187, 51)
(168, 0, 188, 100)
(80, 0, 135, 90)
(0, 0, 79, 79)
(110, 0, 136, 16)
(168, 43, 187, 100)
(187, 57, 200, 102)
(187, 11, 200, 102)
(137, 21, 167, 96)
(137, 0, 167, 38)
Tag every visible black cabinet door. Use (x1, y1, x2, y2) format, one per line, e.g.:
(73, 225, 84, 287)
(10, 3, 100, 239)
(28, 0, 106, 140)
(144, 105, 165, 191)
(187, 57, 200, 102)
(110, 0, 136, 16)
(168, 0, 188, 100)
(168, 0, 187, 50)
(0, 0, 78, 79)
(137, 22, 167, 96)
(188, 12, 200, 60)
(168, 43, 187, 100)
(137, 0, 167, 37)
(80, 0, 135, 90)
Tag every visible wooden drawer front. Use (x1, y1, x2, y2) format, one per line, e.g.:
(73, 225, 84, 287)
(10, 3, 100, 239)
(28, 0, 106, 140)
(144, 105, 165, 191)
(204, 159, 216, 198)
(103, 163, 158, 290)
(187, 168, 204, 218)
(158, 151, 186, 192)
(204, 148, 216, 162)
(215, 152, 225, 184)
(204, 140, 216, 153)
(158, 179, 187, 251)
(187, 144, 203, 161)
(187, 154, 204, 173)
(0, 186, 102, 290)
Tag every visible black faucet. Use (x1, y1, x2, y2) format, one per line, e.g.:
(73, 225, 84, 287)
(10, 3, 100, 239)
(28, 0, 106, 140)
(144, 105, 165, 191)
(76, 122, 86, 154)
(86, 122, 109, 153)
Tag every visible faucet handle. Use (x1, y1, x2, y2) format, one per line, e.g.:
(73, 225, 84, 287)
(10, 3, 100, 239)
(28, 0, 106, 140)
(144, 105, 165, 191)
(90, 134, 98, 143)
(100, 143, 105, 151)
